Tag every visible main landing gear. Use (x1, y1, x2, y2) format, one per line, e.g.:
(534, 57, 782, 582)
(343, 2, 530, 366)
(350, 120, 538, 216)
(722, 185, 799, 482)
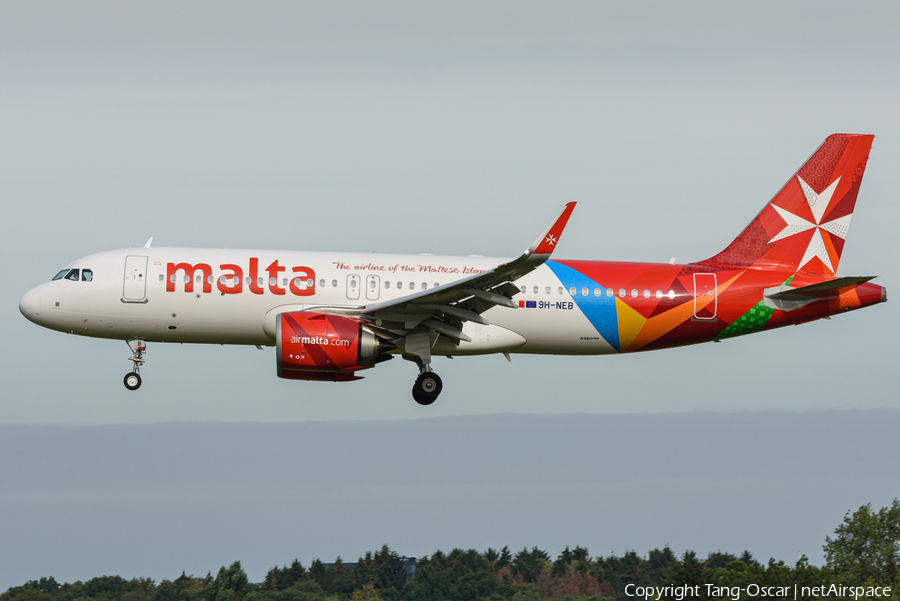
(412, 366, 442, 406)
(124, 340, 146, 391)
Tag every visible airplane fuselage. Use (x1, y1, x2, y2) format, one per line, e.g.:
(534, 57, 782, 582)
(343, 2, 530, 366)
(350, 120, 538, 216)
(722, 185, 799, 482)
(19, 247, 885, 357)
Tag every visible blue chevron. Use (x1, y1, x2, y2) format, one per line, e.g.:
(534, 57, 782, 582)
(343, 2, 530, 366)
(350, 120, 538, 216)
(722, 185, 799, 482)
(546, 261, 620, 352)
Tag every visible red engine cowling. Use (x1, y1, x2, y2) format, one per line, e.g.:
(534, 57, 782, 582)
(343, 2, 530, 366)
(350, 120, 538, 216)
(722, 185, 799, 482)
(276, 312, 391, 382)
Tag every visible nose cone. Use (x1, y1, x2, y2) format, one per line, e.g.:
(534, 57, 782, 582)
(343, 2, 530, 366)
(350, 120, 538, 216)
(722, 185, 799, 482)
(19, 286, 43, 324)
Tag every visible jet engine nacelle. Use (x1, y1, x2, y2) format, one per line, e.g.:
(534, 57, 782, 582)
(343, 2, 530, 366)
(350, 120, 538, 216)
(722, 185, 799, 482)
(276, 312, 392, 382)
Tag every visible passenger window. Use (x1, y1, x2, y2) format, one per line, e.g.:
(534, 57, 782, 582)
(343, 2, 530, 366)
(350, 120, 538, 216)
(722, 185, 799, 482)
(208, 276, 214, 284)
(545, 286, 551, 294)
(581, 287, 588, 296)
(434, 283, 439, 289)
(159, 274, 164, 282)
(307, 278, 313, 287)
(656, 290, 663, 299)
(631, 289, 638, 298)
(397, 282, 403, 290)
(569, 287, 576, 295)
(533, 286, 539, 294)
(319, 279, 325, 287)
(619, 289, 626, 297)
(196, 275, 201, 283)
(170, 274, 177, 283)
(607, 288, 613, 297)
(220, 276, 226, 284)
(520, 286, 527, 294)
(270, 277, 276, 286)
(65, 269, 80, 281)
(82, 269, 93, 282)
(410, 282, 416, 290)
(643, 290, 650, 298)
(52, 270, 69, 281)
(558, 287, 564, 294)
(282, 278, 287, 286)
(668, 290, 675, 299)
(593, 288, 600, 296)
(385, 281, 391, 289)
(184, 275, 190, 283)
(422, 283, 428, 290)
(332, 280, 338, 287)
(258, 277, 264, 286)
(246, 277, 251, 285)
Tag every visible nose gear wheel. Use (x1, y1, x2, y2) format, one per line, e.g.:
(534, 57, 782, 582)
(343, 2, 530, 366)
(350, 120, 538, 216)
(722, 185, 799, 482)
(124, 340, 146, 391)
(124, 372, 142, 390)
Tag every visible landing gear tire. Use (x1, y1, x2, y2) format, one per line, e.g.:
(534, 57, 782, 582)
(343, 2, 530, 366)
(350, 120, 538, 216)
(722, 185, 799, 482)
(412, 372, 442, 406)
(124, 372, 142, 391)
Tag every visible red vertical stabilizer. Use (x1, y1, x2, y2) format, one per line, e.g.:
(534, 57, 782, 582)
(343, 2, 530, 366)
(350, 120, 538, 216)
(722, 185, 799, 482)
(694, 134, 874, 275)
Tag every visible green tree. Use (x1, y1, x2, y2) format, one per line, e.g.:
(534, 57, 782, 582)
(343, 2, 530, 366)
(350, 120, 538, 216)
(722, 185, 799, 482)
(328, 557, 355, 596)
(353, 546, 408, 592)
(150, 581, 192, 601)
(646, 547, 677, 583)
(512, 548, 550, 584)
(306, 560, 330, 594)
(590, 550, 651, 600)
(263, 560, 306, 592)
(824, 498, 900, 586)
(204, 562, 254, 601)
(349, 584, 383, 601)
(26, 579, 60, 595)
(484, 549, 501, 572)
(3, 590, 53, 601)
(665, 552, 713, 600)
(705, 552, 737, 570)
(553, 548, 575, 577)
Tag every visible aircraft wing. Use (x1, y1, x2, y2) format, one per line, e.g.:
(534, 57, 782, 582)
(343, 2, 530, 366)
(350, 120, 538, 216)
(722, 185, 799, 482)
(359, 202, 576, 345)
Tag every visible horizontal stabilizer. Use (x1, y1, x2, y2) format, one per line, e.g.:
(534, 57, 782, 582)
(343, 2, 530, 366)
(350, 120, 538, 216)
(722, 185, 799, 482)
(765, 276, 875, 301)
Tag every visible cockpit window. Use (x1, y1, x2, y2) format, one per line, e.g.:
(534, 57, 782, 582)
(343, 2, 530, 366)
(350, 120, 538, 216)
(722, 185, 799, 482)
(82, 269, 93, 282)
(52, 270, 69, 281)
(64, 269, 80, 281)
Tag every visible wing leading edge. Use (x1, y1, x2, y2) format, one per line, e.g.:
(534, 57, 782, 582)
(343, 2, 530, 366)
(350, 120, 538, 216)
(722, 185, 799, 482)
(358, 202, 576, 360)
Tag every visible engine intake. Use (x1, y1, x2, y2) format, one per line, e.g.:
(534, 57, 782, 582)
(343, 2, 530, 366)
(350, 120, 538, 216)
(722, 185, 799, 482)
(276, 312, 393, 381)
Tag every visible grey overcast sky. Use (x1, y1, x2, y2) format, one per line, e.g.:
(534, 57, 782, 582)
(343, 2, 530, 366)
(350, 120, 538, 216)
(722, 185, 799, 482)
(2, 1, 899, 423)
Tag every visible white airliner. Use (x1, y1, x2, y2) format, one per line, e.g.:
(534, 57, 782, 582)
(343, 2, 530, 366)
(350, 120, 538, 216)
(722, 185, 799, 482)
(18, 203, 579, 404)
(18, 135, 887, 405)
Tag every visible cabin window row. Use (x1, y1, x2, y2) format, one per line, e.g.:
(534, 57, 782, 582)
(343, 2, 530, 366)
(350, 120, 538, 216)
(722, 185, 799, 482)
(160, 274, 448, 292)
(519, 285, 676, 300)
(383, 281, 439, 291)
(163, 274, 315, 288)
(319, 279, 442, 290)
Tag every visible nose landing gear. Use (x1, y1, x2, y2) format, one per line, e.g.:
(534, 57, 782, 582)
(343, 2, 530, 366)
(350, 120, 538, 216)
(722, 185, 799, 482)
(124, 340, 146, 391)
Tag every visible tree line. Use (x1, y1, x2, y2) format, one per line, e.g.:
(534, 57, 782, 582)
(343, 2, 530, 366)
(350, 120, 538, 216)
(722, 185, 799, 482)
(3, 500, 897, 601)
